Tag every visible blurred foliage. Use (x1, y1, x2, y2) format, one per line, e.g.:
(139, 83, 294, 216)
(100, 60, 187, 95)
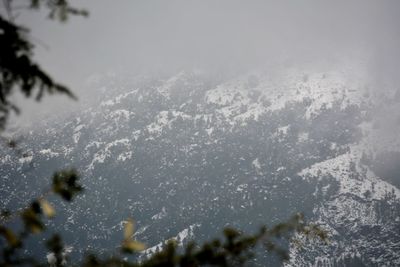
(111, 213, 327, 267)
(29, 0, 89, 21)
(0, 0, 88, 130)
(52, 169, 83, 201)
(0, 169, 83, 266)
(0, 170, 326, 266)
(0, 169, 327, 266)
(46, 234, 65, 267)
(122, 219, 147, 253)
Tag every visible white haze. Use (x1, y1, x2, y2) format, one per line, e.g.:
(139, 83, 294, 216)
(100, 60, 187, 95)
(6, 0, 400, 131)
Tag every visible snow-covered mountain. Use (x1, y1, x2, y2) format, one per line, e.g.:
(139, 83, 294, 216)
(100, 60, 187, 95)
(1, 68, 399, 266)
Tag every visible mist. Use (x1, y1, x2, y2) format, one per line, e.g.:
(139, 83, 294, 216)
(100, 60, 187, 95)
(9, 1, 398, 84)
(7, 0, 400, 147)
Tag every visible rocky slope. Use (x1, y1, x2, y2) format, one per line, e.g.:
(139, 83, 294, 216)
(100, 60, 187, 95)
(1, 69, 399, 266)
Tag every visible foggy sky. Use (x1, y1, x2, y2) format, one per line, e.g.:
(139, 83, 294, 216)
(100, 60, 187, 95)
(6, 0, 400, 124)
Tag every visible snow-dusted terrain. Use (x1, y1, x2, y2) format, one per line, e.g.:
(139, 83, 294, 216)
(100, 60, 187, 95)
(1, 68, 399, 266)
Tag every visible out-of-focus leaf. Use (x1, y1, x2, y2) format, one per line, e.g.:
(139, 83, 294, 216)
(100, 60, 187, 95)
(121, 240, 146, 253)
(31, 201, 41, 214)
(40, 199, 56, 218)
(121, 218, 146, 253)
(124, 218, 135, 240)
(22, 208, 44, 233)
(46, 234, 64, 267)
(0, 226, 20, 247)
(29, 223, 43, 234)
(52, 169, 83, 201)
(224, 228, 240, 240)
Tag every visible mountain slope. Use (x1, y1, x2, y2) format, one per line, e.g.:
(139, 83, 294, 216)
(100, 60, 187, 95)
(1, 69, 399, 266)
